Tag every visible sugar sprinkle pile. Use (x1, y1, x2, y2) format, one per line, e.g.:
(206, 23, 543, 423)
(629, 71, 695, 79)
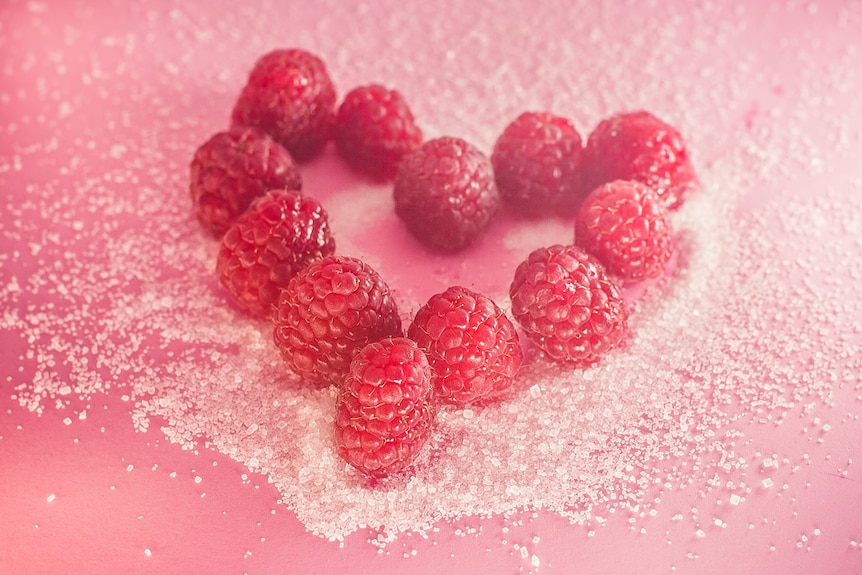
(2, 0, 861, 547)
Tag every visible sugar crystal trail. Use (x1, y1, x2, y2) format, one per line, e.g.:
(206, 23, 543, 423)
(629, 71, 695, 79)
(1, 0, 860, 557)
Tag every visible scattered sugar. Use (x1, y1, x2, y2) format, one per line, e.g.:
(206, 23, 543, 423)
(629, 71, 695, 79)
(2, 0, 861, 551)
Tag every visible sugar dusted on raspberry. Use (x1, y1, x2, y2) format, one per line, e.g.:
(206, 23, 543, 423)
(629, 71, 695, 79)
(231, 48, 337, 162)
(334, 84, 423, 180)
(273, 255, 403, 385)
(491, 111, 586, 217)
(189, 126, 302, 237)
(215, 189, 335, 318)
(509, 244, 627, 365)
(393, 137, 500, 251)
(407, 286, 522, 406)
(15, 0, 862, 556)
(335, 337, 436, 479)
(574, 179, 673, 282)
(582, 110, 698, 210)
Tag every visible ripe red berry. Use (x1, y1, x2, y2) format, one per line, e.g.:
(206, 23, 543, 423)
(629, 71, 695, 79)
(491, 111, 585, 217)
(574, 180, 673, 282)
(509, 244, 627, 365)
(189, 126, 302, 237)
(231, 48, 337, 162)
(582, 110, 697, 210)
(273, 255, 403, 385)
(334, 84, 423, 180)
(407, 286, 522, 406)
(216, 189, 335, 318)
(393, 137, 500, 251)
(335, 337, 436, 478)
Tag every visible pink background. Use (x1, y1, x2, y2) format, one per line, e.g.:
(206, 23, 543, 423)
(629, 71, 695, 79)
(2, 1, 862, 574)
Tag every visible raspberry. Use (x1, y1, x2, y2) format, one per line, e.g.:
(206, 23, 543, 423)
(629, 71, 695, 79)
(582, 110, 697, 210)
(189, 126, 302, 237)
(216, 190, 335, 318)
(509, 244, 627, 365)
(407, 286, 522, 406)
(491, 111, 586, 217)
(334, 84, 423, 180)
(273, 255, 403, 385)
(335, 337, 435, 478)
(393, 137, 500, 251)
(231, 49, 337, 162)
(574, 180, 673, 282)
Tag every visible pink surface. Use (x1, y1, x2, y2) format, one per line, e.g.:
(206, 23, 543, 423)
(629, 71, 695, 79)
(2, 1, 862, 574)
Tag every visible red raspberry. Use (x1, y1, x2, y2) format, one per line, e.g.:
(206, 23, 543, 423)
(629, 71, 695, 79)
(574, 180, 673, 282)
(509, 244, 627, 365)
(491, 111, 586, 217)
(231, 49, 337, 162)
(273, 255, 403, 385)
(393, 137, 500, 251)
(407, 286, 522, 406)
(582, 110, 697, 210)
(216, 190, 335, 318)
(189, 126, 302, 237)
(335, 337, 435, 478)
(334, 84, 423, 180)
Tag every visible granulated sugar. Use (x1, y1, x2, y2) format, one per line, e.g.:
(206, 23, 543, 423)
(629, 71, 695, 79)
(2, 0, 861, 548)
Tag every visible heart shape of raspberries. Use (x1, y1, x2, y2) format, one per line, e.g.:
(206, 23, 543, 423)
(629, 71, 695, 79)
(190, 47, 697, 479)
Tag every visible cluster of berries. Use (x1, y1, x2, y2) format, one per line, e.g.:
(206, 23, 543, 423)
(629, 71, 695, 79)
(189, 48, 697, 479)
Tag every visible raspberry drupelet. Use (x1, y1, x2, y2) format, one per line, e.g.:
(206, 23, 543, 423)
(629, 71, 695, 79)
(334, 84, 423, 180)
(509, 244, 627, 366)
(582, 110, 697, 210)
(491, 111, 586, 217)
(393, 137, 500, 251)
(574, 180, 673, 282)
(273, 255, 403, 385)
(335, 337, 436, 479)
(216, 189, 334, 318)
(408, 286, 522, 406)
(189, 126, 302, 237)
(231, 48, 337, 162)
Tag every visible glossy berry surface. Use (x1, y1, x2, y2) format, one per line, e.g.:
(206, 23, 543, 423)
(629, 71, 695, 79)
(509, 244, 627, 366)
(491, 111, 585, 217)
(575, 180, 673, 282)
(582, 110, 697, 210)
(273, 255, 403, 385)
(334, 84, 423, 180)
(335, 337, 436, 479)
(216, 190, 334, 318)
(408, 286, 522, 406)
(231, 48, 337, 162)
(189, 126, 302, 237)
(393, 137, 500, 251)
